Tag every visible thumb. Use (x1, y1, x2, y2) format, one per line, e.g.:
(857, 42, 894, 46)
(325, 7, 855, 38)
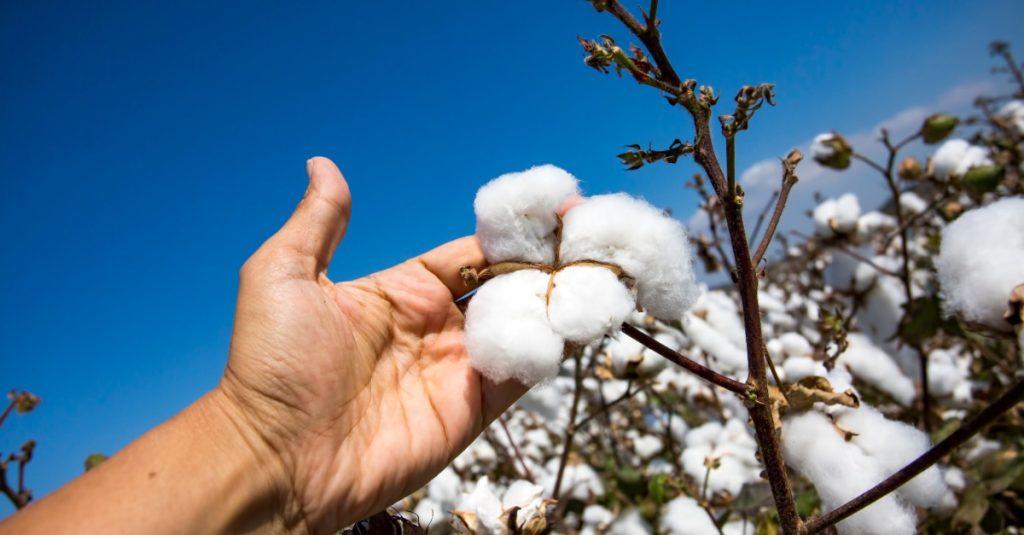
(265, 157, 352, 277)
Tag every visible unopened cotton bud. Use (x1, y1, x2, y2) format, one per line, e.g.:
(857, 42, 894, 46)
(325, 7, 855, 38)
(547, 265, 635, 343)
(474, 164, 580, 264)
(810, 133, 852, 170)
(961, 164, 1004, 194)
(921, 113, 959, 144)
(897, 156, 923, 180)
(464, 270, 565, 385)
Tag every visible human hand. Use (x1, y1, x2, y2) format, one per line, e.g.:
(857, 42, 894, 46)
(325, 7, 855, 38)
(218, 157, 526, 532)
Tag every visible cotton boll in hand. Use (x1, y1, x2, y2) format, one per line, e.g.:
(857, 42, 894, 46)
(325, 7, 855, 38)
(935, 197, 1024, 331)
(782, 411, 917, 535)
(559, 193, 699, 320)
(465, 270, 565, 385)
(547, 264, 636, 343)
(474, 164, 580, 264)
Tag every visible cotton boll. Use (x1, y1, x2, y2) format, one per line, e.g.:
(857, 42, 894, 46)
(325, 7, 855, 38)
(548, 265, 635, 342)
(898, 191, 928, 215)
(427, 467, 462, 507)
(782, 411, 917, 535)
(857, 211, 897, 235)
(683, 313, 748, 373)
(928, 349, 970, 399)
(632, 433, 664, 460)
(722, 520, 754, 535)
(542, 460, 604, 500)
(455, 476, 506, 534)
(1000, 100, 1024, 132)
(582, 505, 615, 529)
(608, 508, 652, 535)
(779, 332, 813, 358)
(814, 194, 861, 237)
(516, 381, 565, 422)
(836, 333, 916, 406)
(502, 480, 548, 529)
(935, 197, 1024, 331)
(465, 270, 565, 385)
(681, 420, 761, 496)
(835, 404, 953, 509)
(605, 332, 646, 377)
(474, 164, 580, 264)
(660, 496, 718, 535)
(931, 138, 992, 180)
(692, 290, 747, 348)
(783, 356, 823, 382)
(560, 193, 699, 319)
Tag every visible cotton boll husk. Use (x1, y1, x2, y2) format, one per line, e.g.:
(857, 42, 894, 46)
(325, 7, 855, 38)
(836, 333, 916, 406)
(474, 164, 579, 264)
(559, 193, 699, 319)
(931, 138, 993, 180)
(502, 480, 547, 529)
(465, 270, 565, 386)
(935, 197, 1024, 331)
(782, 411, 916, 535)
(811, 133, 840, 160)
(834, 404, 953, 509)
(660, 496, 719, 535)
(548, 265, 636, 342)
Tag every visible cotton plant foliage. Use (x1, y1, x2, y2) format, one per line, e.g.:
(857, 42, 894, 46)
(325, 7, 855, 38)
(465, 165, 699, 385)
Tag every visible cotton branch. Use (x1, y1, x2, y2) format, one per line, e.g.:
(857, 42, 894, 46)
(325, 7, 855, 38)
(620, 323, 748, 395)
(585, 2, 801, 531)
(752, 149, 802, 266)
(802, 378, 1024, 533)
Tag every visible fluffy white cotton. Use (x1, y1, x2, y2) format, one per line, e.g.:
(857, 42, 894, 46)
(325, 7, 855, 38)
(783, 356, 824, 382)
(999, 100, 1024, 132)
(661, 496, 718, 535)
(824, 248, 881, 293)
(543, 459, 604, 501)
(836, 333, 916, 406)
(474, 164, 580, 264)
(608, 509, 652, 535)
(935, 197, 1024, 330)
(778, 332, 813, 358)
(813, 193, 861, 237)
(931, 138, 992, 180)
(682, 313, 748, 373)
(857, 211, 897, 235)
(547, 265, 636, 342)
(465, 270, 565, 385)
(928, 348, 972, 402)
(782, 411, 917, 535)
(632, 433, 664, 460)
(835, 405, 953, 509)
(455, 476, 506, 533)
(899, 191, 928, 215)
(681, 419, 761, 496)
(692, 290, 747, 348)
(560, 193, 699, 319)
(582, 505, 615, 529)
(811, 133, 840, 160)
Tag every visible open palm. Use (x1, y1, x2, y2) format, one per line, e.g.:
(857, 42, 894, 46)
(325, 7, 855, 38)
(220, 157, 525, 533)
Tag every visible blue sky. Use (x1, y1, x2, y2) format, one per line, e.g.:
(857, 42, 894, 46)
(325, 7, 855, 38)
(1, 0, 1021, 513)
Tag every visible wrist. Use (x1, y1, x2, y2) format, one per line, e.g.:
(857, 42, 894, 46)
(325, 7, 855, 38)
(201, 386, 309, 533)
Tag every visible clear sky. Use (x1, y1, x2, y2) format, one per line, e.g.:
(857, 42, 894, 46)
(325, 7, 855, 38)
(1, 0, 1021, 513)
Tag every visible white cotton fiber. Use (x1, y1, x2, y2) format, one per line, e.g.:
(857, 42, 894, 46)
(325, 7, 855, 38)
(931, 139, 992, 180)
(857, 211, 897, 235)
(813, 193, 861, 237)
(782, 356, 823, 382)
(660, 496, 718, 535)
(778, 332, 813, 358)
(474, 164, 580, 264)
(836, 333, 916, 406)
(682, 313, 748, 373)
(681, 419, 761, 497)
(547, 264, 636, 342)
(781, 411, 917, 535)
(835, 404, 953, 509)
(1001, 100, 1024, 132)
(936, 197, 1024, 330)
(899, 192, 928, 215)
(464, 270, 565, 385)
(559, 193, 699, 319)
(608, 508, 652, 535)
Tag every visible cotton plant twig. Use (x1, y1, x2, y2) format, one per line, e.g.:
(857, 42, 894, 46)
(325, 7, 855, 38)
(498, 414, 534, 482)
(790, 230, 902, 280)
(749, 189, 779, 247)
(620, 324, 748, 395)
(801, 378, 1024, 533)
(550, 352, 584, 503)
(852, 129, 933, 431)
(584, 2, 801, 530)
(752, 150, 802, 266)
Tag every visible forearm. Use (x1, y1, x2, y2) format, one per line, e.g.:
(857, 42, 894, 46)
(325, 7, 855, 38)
(0, 388, 301, 534)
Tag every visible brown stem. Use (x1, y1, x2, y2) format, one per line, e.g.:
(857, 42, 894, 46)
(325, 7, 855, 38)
(574, 379, 648, 429)
(551, 353, 584, 501)
(749, 189, 779, 246)
(603, 0, 681, 86)
(802, 378, 1024, 533)
(0, 399, 15, 429)
(753, 152, 801, 266)
(621, 323, 748, 394)
(498, 415, 534, 482)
